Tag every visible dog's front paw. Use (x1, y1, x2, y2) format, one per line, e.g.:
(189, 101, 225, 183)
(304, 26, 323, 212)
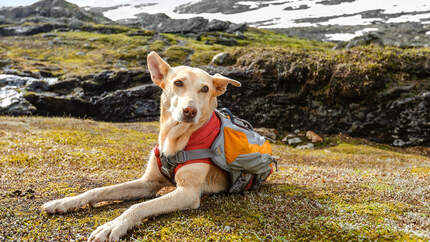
(41, 196, 84, 214)
(88, 219, 129, 242)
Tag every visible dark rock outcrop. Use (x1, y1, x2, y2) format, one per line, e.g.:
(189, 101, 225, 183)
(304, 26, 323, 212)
(2, 62, 429, 146)
(0, 70, 160, 122)
(94, 85, 161, 122)
(118, 13, 246, 34)
(204, 63, 430, 147)
(173, 0, 268, 15)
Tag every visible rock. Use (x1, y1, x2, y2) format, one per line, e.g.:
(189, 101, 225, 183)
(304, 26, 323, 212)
(94, 84, 161, 122)
(0, 23, 59, 36)
(214, 37, 238, 46)
(174, 0, 267, 15)
(210, 52, 236, 66)
(344, 32, 384, 49)
(42, 33, 57, 38)
(0, 86, 36, 115)
(26, 80, 50, 92)
(119, 12, 246, 34)
(254, 128, 277, 140)
(288, 137, 302, 145)
(207, 19, 230, 32)
(296, 143, 314, 149)
(226, 23, 247, 33)
(48, 78, 79, 94)
(24, 91, 94, 117)
(223, 225, 233, 232)
(393, 139, 406, 147)
(0, 60, 11, 68)
(306, 131, 323, 143)
(0, 0, 112, 26)
(0, 74, 35, 87)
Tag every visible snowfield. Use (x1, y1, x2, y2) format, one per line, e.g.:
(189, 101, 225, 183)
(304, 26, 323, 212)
(1, 0, 430, 41)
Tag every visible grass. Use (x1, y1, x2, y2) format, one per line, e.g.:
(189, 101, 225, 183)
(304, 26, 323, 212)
(0, 26, 336, 79)
(1, 24, 429, 102)
(0, 116, 429, 240)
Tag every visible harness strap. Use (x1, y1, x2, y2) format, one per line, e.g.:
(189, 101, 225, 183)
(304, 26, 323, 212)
(155, 146, 215, 181)
(163, 149, 214, 164)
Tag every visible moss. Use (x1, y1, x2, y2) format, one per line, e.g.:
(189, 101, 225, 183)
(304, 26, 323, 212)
(0, 116, 429, 240)
(190, 50, 219, 66)
(149, 40, 166, 52)
(163, 45, 193, 66)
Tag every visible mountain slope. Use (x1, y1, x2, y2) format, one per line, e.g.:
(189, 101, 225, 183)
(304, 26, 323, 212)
(0, 0, 112, 24)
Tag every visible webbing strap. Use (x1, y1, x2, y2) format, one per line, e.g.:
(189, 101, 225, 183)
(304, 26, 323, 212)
(159, 149, 214, 179)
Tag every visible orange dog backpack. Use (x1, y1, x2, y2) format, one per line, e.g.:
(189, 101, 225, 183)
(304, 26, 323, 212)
(155, 108, 277, 193)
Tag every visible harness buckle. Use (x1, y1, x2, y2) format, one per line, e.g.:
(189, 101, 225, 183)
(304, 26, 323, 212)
(175, 150, 188, 163)
(161, 166, 171, 178)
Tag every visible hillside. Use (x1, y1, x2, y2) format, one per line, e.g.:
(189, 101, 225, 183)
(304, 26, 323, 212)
(0, 0, 111, 24)
(0, 116, 429, 240)
(0, 22, 429, 146)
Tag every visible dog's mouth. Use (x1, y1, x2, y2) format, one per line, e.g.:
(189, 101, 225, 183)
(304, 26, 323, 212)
(180, 117, 196, 123)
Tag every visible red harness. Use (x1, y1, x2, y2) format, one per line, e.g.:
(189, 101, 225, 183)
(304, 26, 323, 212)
(154, 112, 221, 177)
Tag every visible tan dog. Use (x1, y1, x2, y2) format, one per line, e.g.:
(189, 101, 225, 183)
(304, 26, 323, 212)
(41, 51, 241, 241)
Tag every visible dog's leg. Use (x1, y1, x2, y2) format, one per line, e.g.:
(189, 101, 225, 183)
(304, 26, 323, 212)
(42, 154, 169, 214)
(88, 163, 209, 242)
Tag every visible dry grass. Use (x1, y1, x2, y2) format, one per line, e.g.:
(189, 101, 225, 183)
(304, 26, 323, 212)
(0, 116, 429, 241)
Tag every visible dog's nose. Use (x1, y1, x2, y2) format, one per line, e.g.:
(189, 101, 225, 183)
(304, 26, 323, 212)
(183, 106, 197, 119)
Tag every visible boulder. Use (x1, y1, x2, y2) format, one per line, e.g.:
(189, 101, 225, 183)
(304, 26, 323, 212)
(94, 84, 161, 122)
(23, 91, 94, 117)
(0, 86, 36, 115)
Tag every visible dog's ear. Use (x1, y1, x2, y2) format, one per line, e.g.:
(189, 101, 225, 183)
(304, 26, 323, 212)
(212, 73, 241, 96)
(147, 51, 171, 89)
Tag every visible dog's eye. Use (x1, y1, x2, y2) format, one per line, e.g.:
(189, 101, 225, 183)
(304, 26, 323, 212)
(174, 80, 184, 87)
(200, 86, 209, 93)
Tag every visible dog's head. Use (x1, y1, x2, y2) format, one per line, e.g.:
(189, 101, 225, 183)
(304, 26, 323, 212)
(147, 51, 241, 124)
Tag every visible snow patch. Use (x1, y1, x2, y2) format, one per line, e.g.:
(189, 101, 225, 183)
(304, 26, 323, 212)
(236, 1, 261, 9)
(1, 0, 430, 28)
(325, 27, 378, 41)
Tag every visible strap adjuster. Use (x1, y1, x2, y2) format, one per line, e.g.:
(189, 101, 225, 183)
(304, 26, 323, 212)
(175, 150, 188, 163)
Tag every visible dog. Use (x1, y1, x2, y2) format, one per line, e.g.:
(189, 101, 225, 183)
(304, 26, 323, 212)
(41, 51, 241, 241)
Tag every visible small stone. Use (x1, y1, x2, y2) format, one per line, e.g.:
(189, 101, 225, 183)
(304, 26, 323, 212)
(224, 225, 233, 232)
(296, 143, 314, 149)
(393, 139, 406, 147)
(294, 129, 300, 134)
(254, 128, 277, 140)
(281, 136, 288, 142)
(42, 33, 57, 38)
(83, 43, 93, 49)
(288, 137, 302, 145)
(306, 131, 323, 143)
(76, 52, 86, 56)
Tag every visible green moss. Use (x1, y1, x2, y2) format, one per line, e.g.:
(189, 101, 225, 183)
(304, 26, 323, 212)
(0, 116, 429, 240)
(150, 40, 166, 52)
(163, 45, 193, 66)
(190, 50, 219, 66)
